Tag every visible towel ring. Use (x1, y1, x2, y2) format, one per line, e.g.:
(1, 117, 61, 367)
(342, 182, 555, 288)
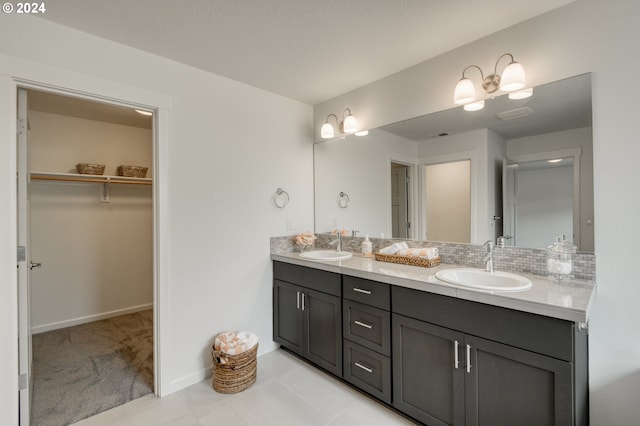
(272, 188, 290, 209)
(337, 191, 350, 209)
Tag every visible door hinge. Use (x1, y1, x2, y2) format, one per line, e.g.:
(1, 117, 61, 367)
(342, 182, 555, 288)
(17, 246, 25, 262)
(17, 118, 26, 136)
(19, 373, 28, 391)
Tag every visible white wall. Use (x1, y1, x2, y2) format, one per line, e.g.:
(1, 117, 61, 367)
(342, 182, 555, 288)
(29, 111, 153, 332)
(0, 14, 313, 423)
(314, 129, 417, 237)
(315, 0, 640, 423)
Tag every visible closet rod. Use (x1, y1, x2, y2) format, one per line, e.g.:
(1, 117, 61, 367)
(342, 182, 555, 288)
(31, 175, 152, 186)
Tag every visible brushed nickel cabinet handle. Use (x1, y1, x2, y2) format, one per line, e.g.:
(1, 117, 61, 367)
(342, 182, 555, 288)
(354, 320, 373, 329)
(353, 287, 372, 295)
(466, 344, 472, 373)
(354, 362, 373, 373)
(454, 340, 460, 369)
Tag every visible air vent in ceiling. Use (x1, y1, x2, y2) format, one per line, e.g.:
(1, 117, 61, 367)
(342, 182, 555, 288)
(496, 107, 533, 121)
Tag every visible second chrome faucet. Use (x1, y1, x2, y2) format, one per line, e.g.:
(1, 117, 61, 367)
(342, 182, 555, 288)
(483, 240, 494, 273)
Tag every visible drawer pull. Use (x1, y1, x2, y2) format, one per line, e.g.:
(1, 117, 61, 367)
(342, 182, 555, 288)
(353, 287, 372, 295)
(354, 362, 373, 373)
(354, 320, 373, 329)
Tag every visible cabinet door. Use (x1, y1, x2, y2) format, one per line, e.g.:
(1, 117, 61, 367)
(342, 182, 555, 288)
(303, 287, 342, 376)
(465, 335, 573, 426)
(393, 314, 465, 426)
(273, 280, 303, 355)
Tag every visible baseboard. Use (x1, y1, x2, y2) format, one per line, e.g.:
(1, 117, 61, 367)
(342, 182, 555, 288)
(162, 341, 280, 396)
(31, 303, 153, 334)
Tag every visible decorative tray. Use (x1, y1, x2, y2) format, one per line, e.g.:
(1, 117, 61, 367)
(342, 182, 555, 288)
(374, 252, 441, 268)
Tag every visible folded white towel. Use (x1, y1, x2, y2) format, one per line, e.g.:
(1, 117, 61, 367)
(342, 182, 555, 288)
(379, 241, 409, 255)
(397, 247, 439, 260)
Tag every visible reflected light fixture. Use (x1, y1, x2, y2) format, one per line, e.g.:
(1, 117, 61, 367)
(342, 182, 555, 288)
(454, 53, 529, 111)
(134, 109, 153, 116)
(320, 108, 359, 139)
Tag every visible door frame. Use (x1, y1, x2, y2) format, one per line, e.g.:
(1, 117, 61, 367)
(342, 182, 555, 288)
(386, 153, 417, 240)
(11, 76, 170, 421)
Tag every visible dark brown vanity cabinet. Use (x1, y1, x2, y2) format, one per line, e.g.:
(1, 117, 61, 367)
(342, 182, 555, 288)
(392, 286, 588, 426)
(342, 276, 392, 403)
(272, 261, 342, 376)
(272, 261, 588, 425)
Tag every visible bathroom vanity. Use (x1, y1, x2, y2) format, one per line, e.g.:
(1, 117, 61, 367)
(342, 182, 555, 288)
(272, 252, 593, 426)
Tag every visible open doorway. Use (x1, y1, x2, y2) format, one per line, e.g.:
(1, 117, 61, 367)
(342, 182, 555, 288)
(18, 88, 155, 425)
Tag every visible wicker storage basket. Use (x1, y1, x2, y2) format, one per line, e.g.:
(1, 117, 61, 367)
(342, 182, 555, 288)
(117, 165, 148, 178)
(76, 163, 105, 175)
(211, 342, 258, 394)
(374, 252, 441, 268)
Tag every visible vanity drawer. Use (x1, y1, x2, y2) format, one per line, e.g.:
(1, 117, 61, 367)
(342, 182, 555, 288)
(273, 261, 341, 296)
(343, 340, 391, 404)
(343, 275, 390, 310)
(343, 300, 391, 356)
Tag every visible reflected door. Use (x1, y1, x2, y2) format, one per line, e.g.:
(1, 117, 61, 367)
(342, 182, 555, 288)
(425, 160, 470, 243)
(391, 163, 409, 238)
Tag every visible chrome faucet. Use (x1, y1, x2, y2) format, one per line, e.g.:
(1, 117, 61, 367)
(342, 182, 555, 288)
(330, 232, 342, 252)
(483, 240, 494, 273)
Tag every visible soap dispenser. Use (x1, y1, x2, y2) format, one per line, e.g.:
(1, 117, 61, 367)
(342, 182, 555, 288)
(361, 235, 373, 257)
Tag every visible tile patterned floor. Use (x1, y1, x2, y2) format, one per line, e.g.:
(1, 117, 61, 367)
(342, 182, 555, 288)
(73, 348, 417, 425)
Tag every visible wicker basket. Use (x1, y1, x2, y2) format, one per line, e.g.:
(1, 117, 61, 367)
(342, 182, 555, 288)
(374, 252, 441, 268)
(117, 165, 148, 178)
(211, 342, 258, 394)
(76, 163, 105, 175)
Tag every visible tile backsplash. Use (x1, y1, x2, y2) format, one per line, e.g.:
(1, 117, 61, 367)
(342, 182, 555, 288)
(270, 234, 596, 283)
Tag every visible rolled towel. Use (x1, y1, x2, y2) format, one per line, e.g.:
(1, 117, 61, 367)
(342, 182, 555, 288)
(214, 331, 258, 357)
(397, 247, 439, 260)
(379, 241, 409, 255)
(380, 241, 409, 254)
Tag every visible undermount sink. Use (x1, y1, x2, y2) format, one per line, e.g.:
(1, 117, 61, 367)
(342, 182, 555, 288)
(299, 250, 353, 261)
(435, 268, 532, 292)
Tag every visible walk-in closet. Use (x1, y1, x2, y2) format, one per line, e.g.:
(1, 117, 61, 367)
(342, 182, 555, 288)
(22, 89, 155, 425)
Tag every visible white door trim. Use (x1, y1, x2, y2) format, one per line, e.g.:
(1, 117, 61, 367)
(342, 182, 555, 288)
(10, 77, 170, 409)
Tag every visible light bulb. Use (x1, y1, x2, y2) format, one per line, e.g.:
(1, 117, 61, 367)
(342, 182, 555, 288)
(500, 61, 526, 92)
(463, 100, 485, 111)
(454, 78, 476, 105)
(320, 122, 334, 139)
(342, 113, 358, 134)
(508, 88, 533, 100)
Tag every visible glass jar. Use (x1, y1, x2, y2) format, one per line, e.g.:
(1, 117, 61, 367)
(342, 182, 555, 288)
(546, 234, 577, 282)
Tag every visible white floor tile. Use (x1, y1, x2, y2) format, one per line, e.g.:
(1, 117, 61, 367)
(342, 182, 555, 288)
(74, 348, 416, 426)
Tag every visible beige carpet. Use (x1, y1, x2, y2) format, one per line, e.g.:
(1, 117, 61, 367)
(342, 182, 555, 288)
(31, 310, 154, 426)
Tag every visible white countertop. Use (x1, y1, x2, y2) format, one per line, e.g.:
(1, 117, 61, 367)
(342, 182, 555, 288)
(271, 251, 595, 324)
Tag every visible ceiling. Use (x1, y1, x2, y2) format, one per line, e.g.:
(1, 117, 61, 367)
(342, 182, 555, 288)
(37, 0, 575, 105)
(27, 89, 153, 129)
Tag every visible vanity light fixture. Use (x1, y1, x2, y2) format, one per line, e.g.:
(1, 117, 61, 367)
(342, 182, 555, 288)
(320, 108, 359, 139)
(454, 53, 529, 111)
(548, 158, 563, 163)
(134, 109, 153, 116)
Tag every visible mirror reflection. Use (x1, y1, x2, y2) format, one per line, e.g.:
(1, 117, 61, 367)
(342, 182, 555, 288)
(314, 73, 593, 252)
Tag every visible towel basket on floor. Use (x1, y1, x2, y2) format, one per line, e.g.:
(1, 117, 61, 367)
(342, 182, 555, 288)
(211, 342, 258, 394)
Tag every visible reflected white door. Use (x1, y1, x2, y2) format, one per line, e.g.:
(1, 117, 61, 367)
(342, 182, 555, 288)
(17, 88, 32, 426)
(425, 160, 470, 243)
(391, 163, 409, 238)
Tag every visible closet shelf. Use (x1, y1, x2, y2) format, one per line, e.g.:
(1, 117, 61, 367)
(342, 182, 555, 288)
(30, 171, 152, 186)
